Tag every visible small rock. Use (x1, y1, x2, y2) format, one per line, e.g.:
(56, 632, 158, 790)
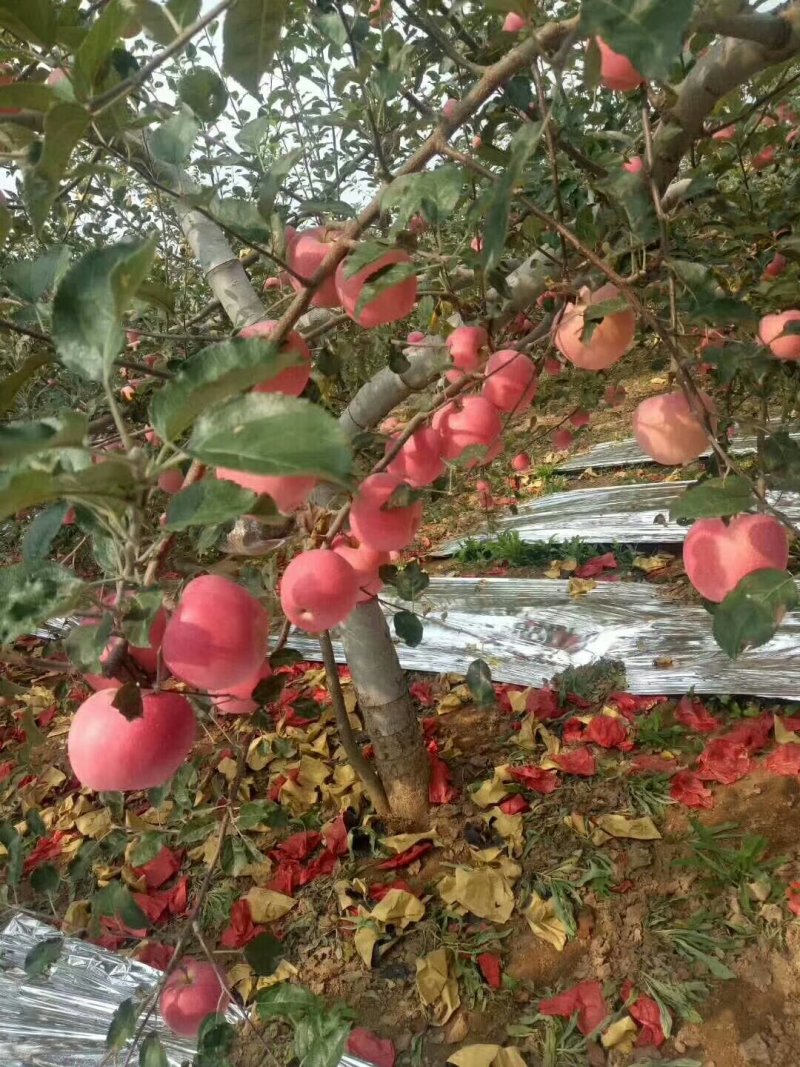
(674, 1024, 702, 1050)
(739, 1034, 771, 1064)
(394, 1031, 413, 1053)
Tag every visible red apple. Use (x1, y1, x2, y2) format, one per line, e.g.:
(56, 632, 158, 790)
(683, 514, 789, 602)
(159, 959, 231, 1038)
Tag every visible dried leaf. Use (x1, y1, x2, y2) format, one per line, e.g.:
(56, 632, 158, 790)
(592, 814, 661, 844)
(416, 947, 461, 1025)
(355, 924, 379, 968)
(381, 831, 438, 853)
(448, 1046, 501, 1067)
(568, 577, 596, 597)
(493, 1050, 527, 1067)
(74, 809, 113, 839)
(244, 887, 296, 923)
(472, 770, 510, 808)
(438, 866, 515, 924)
(370, 888, 425, 928)
(61, 899, 91, 935)
(632, 554, 671, 573)
(601, 1015, 637, 1051)
(775, 717, 800, 745)
(523, 892, 567, 951)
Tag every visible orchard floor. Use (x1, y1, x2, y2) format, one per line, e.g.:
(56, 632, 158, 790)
(3, 655, 800, 1067)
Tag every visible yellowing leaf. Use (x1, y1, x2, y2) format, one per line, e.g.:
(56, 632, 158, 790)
(437, 692, 464, 715)
(438, 866, 514, 924)
(592, 814, 661, 843)
(297, 755, 330, 787)
(494, 1050, 527, 1067)
(484, 809, 523, 856)
(543, 563, 562, 580)
(61, 899, 91, 935)
(381, 831, 439, 853)
(416, 947, 460, 1025)
(523, 892, 567, 952)
(633, 553, 671, 573)
(245, 887, 296, 923)
(506, 689, 529, 715)
(75, 809, 113, 839)
(227, 962, 257, 1002)
(601, 1015, 637, 1052)
(472, 770, 510, 808)
(568, 577, 596, 597)
(217, 756, 238, 780)
(370, 888, 425, 929)
(560, 558, 578, 573)
(355, 924, 379, 968)
(247, 736, 274, 771)
(279, 777, 317, 814)
(448, 1045, 501, 1067)
(775, 717, 800, 744)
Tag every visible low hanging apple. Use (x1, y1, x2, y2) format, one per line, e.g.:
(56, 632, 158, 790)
(384, 426, 445, 487)
(553, 284, 635, 370)
(759, 310, 800, 359)
(633, 390, 716, 466)
(162, 574, 269, 690)
(68, 690, 196, 791)
(481, 349, 537, 413)
(286, 226, 341, 308)
(159, 959, 231, 1038)
(335, 248, 417, 328)
(214, 468, 317, 514)
(280, 548, 359, 632)
(332, 535, 390, 603)
(349, 472, 424, 551)
(240, 319, 312, 397)
(211, 660, 273, 715)
(683, 513, 789, 602)
(431, 396, 502, 460)
(595, 37, 644, 93)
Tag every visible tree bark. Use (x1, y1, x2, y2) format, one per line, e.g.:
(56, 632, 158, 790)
(338, 598, 430, 828)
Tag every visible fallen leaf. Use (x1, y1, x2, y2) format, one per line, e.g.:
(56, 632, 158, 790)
(601, 1015, 637, 1051)
(472, 771, 510, 808)
(438, 866, 515, 923)
(696, 738, 752, 784)
(483, 809, 524, 855)
(476, 953, 502, 989)
(448, 1046, 500, 1067)
(670, 770, 714, 808)
(592, 815, 661, 843)
(416, 947, 461, 1025)
(370, 888, 425, 928)
(355, 924, 379, 967)
(347, 1028, 396, 1067)
(493, 1051, 527, 1067)
(539, 980, 608, 1035)
(775, 717, 800, 745)
(568, 577, 596, 597)
(244, 887, 296, 923)
(381, 831, 439, 853)
(61, 899, 91, 935)
(523, 892, 568, 951)
(632, 554, 671, 573)
(74, 809, 113, 839)
(675, 696, 720, 734)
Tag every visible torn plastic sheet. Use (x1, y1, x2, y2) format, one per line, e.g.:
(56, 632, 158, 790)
(433, 482, 800, 555)
(556, 430, 800, 472)
(0, 913, 375, 1067)
(292, 576, 800, 698)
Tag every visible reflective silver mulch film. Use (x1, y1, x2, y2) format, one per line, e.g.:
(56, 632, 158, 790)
(0, 913, 375, 1067)
(432, 482, 800, 555)
(555, 431, 800, 473)
(291, 576, 800, 698)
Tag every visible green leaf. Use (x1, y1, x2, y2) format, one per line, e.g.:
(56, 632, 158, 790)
(483, 122, 545, 273)
(30, 862, 60, 895)
(197, 1015, 236, 1060)
(354, 261, 417, 319)
(93, 881, 148, 930)
(22, 502, 70, 562)
(112, 683, 144, 722)
(121, 0, 177, 44)
(52, 234, 159, 381)
(244, 932, 284, 975)
(382, 165, 463, 228)
(0, 82, 62, 112)
(0, 413, 88, 465)
(4, 244, 71, 303)
(187, 393, 352, 483)
(256, 149, 302, 217)
(167, 0, 200, 27)
(149, 106, 199, 165)
(466, 658, 495, 708)
(0, 456, 137, 522)
(139, 1033, 168, 1067)
(178, 68, 228, 122)
(23, 102, 90, 234)
(713, 569, 798, 659)
(0, 0, 56, 45)
(579, 0, 694, 81)
(238, 800, 286, 830)
(268, 646, 304, 668)
(106, 997, 137, 1051)
(668, 259, 755, 326)
(759, 430, 800, 491)
(165, 478, 259, 531)
(598, 169, 658, 246)
(669, 477, 755, 521)
(24, 936, 63, 977)
(150, 337, 299, 440)
(75, 0, 130, 89)
(0, 353, 53, 416)
(0, 561, 85, 646)
(25, 808, 47, 839)
(119, 590, 164, 647)
(256, 983, 321, 1022)
(343, 240, 392, 279)
(294, 1012, 351, 1067)
(222, 0, 288, 94)
(388, 561, 430, 601)
(128, 831, 166, 867)
(64, 611, 113, 673)
(394, 609, 423, 647)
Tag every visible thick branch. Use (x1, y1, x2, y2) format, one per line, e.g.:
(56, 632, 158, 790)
(652, 3, 800, 191)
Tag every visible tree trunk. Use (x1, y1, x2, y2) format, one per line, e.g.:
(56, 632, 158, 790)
(339, 598, 430, 828)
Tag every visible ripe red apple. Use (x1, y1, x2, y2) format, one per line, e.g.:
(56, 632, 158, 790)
(764, 253, 787, 279)
(240, 319, 312, 397)
(68, 690, 196, 791)
(595, 37, 644, 92)
(445, 326, 487, 382)
(211, 660, 272, 715)
(287, 227, 341, 308)
(407, 330, 426, 345)
(162, 575, 269, 690)
(476, 479, 494, 508)
(263, 276, 282, 291)
(552, 428, 573, 450)
(144, 426, 161, 447)
(214, 468, 316, 514)
(712, 124, 736, 142)
(158, 469, 184, 495)
(759, 310, 800, 359)
(751, 145, 776, 170)
(385, 427, 445, 487)
(553, 284, 635, 370)
(442, 98, 458, 119)
(280, 548, 359, 632)
(409, 215, 427, 235)
(159, 960, 231, 1038)
(481, 349, 537, 413)
(683, 514, 789, 602)
(45, 67, 70, 88)
(349, 472, 423, 551)
(633, 390, 715, 465)
(471, 236, 483, 252)
(623, 156, 643, 174)
(82, 601, 168, 687)
(332, 535, 390, 603)
(431, 396, 502, 460)
(335, 249, 417, 328)
(511, 452, 531, 472)
(503, 12, 526, 32)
